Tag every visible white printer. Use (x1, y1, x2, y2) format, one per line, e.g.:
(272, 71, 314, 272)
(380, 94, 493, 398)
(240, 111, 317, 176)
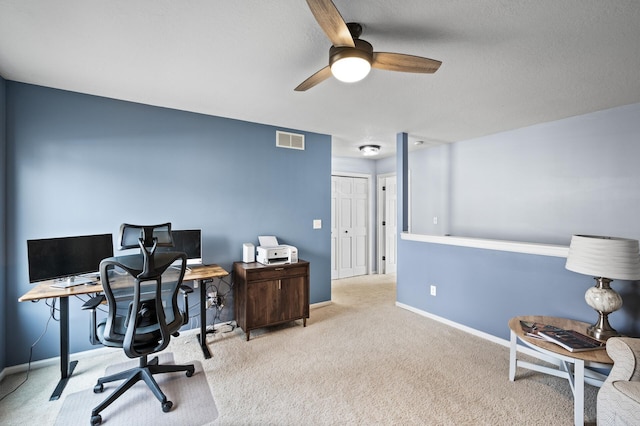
(256, 236, 298, 265)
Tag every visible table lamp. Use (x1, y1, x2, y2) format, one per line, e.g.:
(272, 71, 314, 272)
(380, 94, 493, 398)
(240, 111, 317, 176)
(565, 234, 640, 340)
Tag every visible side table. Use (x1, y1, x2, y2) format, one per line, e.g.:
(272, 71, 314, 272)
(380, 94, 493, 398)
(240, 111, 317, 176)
(508, 315, 613, 426)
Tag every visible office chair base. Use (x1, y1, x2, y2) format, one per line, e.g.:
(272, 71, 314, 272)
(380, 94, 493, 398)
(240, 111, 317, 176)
(89, 355, 195, 425)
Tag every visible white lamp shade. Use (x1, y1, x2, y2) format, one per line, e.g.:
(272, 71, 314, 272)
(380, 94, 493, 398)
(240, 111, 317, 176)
(331, 57, 371, 83)
(565, 234, 640, 280)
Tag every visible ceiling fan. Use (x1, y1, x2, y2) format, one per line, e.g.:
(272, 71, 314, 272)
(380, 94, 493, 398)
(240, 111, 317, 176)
(295, 0, 442, 91)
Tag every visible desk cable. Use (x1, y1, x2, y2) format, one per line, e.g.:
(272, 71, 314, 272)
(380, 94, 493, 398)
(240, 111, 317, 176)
(1, 292, 105, 402)
(205, 275, 236, 334)
(0, 299, 55, 402)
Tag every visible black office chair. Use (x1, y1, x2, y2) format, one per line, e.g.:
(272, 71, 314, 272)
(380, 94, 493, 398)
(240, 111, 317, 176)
(86, 223, 195, 426)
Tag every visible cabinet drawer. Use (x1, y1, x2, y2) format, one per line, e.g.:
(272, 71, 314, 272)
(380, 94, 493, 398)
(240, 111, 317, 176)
(246, 264, 308, 281)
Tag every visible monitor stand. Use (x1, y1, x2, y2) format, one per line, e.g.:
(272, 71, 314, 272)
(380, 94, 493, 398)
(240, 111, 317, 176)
(50, 276, 93, 288)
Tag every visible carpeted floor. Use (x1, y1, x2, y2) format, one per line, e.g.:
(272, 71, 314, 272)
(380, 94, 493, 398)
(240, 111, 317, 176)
(0, 274, 597, 425)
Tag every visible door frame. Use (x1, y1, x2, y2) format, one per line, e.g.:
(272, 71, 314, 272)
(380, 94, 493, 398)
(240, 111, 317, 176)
(331, 172, 373, 276)
(377, 172, 397, 274)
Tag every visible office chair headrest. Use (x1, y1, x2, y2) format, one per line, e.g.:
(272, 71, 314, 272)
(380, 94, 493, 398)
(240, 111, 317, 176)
(119, 223, 174, 250)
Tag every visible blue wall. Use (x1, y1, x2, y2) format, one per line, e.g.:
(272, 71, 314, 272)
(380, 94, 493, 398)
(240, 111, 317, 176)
(5, 82, 332, 366)
(397, 240, 640, 339)
(397, 103, 640, 340)
(0, 75, 6, 371)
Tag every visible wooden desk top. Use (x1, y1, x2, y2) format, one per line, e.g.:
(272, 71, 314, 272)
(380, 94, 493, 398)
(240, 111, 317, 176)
(184, 264, 229, 281)
(19, 264, 228, 302)
(509, 315, 613, 364)
(19, 280, 103, 302)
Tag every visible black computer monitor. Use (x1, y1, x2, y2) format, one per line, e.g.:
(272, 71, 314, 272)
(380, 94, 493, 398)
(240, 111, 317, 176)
(27, 233, 114, 285)
(158, 229, 202, 265)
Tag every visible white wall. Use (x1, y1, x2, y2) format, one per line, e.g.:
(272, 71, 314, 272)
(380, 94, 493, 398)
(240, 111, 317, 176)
(408, 102, 640, 245)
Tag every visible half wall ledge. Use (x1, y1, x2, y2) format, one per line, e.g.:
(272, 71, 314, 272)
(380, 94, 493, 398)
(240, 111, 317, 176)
(401, 233, 569, 258)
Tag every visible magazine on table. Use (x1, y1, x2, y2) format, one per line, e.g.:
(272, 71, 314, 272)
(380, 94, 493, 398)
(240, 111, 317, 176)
(537, 328, 606, 352)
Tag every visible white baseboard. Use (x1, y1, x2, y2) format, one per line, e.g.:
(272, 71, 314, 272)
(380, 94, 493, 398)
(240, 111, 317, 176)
(0, 306, 334, 380)
(0, 326, 209, 379)
(5, 300, 546, 382)
(395, 301, 551, 361)
(311, 301, 332, 309)
(1, 345, 115, 379)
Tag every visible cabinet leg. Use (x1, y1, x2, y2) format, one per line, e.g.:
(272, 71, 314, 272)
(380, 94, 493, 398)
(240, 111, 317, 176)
(303, 317, 307, 327)
(246, 331, 250, 341)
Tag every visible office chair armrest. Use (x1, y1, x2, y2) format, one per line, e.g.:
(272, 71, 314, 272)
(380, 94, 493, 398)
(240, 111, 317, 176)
(82, 295, 106, 345)
(82, 294, 106, 310)
(179, 285, 193, 325)
(179, 284, 193, 294)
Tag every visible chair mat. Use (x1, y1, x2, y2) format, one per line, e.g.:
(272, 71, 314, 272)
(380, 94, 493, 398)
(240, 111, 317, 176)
(55, 353, 218, 426)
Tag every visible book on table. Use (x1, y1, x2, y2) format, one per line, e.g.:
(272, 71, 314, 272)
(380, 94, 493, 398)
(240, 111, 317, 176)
(537, 328, 606, 352)
(519, 320, 605, 352)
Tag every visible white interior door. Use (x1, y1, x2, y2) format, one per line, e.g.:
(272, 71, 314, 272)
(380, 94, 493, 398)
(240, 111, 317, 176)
(351, 178, 368, 276)
(332, 175, 368, 279)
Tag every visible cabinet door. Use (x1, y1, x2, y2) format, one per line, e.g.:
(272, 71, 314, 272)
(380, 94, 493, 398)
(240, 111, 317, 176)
(279, 276, 307, 321)
(246, 279, 280, 329)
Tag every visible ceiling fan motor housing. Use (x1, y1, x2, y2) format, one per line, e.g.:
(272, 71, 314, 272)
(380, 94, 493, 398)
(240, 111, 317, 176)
(329, 39, 373, 67)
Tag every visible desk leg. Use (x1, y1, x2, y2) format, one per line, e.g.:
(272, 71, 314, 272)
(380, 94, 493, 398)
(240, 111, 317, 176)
(574, 359, 585, 426)
(195, 279, 212, 359)
(50, 297, 77, 401)
(509, 330, 517, 381)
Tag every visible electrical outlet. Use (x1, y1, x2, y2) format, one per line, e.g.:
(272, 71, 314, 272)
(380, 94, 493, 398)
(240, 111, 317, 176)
(430, 285, 437, 296)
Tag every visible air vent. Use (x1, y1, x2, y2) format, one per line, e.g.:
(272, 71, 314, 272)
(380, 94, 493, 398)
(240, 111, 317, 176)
(276, 131, 305, 150)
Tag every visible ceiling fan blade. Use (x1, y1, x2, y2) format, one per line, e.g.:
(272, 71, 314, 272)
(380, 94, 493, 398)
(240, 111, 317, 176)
(305, 0, 355, 47)
(295, 66, 333, 91)
(372, 52, 442, 73)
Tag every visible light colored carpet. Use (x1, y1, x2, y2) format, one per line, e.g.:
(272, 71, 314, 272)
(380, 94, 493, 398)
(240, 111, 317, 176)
(53, 353, 216, 425)
(1, 274, 597, 425)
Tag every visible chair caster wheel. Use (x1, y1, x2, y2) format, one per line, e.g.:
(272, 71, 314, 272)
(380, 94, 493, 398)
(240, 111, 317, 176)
(90, 414, 102, 425)
(93, 383, 104, 393)
(186, 367, 195, 377)
(162, 401, 173, 412)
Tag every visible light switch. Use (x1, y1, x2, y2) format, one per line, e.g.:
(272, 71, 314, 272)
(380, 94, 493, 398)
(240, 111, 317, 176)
(313, 219, 322, 229)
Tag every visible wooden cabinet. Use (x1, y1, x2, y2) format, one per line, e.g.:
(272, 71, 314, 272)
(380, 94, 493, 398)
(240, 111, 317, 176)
(234, 260, 309, 341)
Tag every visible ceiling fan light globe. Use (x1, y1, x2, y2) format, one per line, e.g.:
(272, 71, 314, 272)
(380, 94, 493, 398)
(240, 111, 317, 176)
(331, 57, 371, 83)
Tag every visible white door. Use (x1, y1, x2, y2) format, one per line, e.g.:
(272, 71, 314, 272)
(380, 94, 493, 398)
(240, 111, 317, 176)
(331, 176, 368, 279)
(384, 176, 397, 274)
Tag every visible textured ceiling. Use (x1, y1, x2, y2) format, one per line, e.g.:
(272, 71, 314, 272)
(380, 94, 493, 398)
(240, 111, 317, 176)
(1, 0, 639, 158)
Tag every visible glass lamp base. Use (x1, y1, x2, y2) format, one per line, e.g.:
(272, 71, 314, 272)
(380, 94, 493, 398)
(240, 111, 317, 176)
(585, 277, 622, 341)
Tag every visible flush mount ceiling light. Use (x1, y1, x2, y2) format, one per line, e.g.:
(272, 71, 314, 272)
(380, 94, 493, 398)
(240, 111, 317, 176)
(359, 144, 381, 156)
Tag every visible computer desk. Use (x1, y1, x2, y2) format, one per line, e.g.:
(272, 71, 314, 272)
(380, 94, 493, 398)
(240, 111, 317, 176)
(18, 263, 229, 400)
